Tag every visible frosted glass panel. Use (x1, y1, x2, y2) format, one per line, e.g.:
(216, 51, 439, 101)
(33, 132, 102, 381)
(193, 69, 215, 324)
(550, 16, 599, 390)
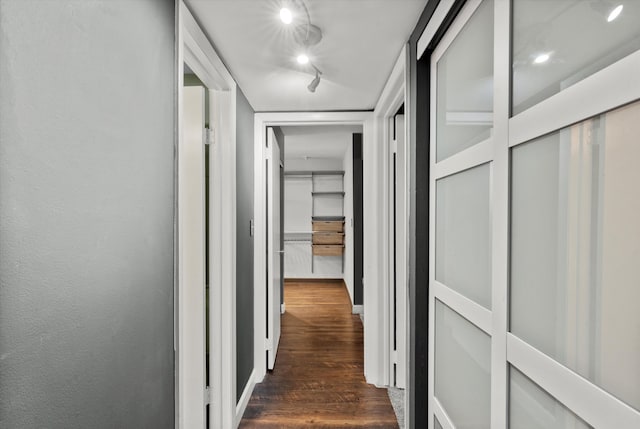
(510, 367, 592, 429)
(510, 100, 640, 411)
(436, 0, 493, 161)
(512, 0, 640, 115)
(436, 163, 491, 309)
(435, 301, 490, 429)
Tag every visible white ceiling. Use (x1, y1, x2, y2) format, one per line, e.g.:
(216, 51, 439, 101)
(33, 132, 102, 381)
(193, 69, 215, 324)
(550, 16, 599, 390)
(281, 125, 362, 159)
(185, 0, 427, 112)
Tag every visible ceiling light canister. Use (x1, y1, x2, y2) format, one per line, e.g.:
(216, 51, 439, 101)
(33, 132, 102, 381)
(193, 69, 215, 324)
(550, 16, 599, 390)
(280, 7, 293, 24)
(533, 53, 550, 64)
(607, 4, 623, 22)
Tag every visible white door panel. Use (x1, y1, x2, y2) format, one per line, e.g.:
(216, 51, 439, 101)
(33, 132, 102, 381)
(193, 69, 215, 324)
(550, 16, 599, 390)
(267, 128, 281, 370)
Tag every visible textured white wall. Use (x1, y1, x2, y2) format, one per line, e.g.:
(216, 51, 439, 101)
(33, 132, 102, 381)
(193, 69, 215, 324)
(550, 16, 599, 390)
(0, 1, 176, 427)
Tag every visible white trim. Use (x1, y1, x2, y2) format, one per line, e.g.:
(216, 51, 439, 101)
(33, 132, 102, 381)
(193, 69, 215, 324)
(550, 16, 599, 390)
(352, 305, 364, 315)
(254, 111, 374, 384)
(507, 334, 640, 429)
(431, 0, 483, 62)
(434, 397, 455, 429)
(374, 46, 408, 393)
(234, 369, 256, 428)
(434, 282, 492, 336)
(427, 38, 438, 429)
(417, 0, 456, 61)
(434, 138, 493, 180)
(490, 2, 510, 429)
(280, 303, 286, 314)
(178, 3, 237, 428)
(509, 49, 640, 148)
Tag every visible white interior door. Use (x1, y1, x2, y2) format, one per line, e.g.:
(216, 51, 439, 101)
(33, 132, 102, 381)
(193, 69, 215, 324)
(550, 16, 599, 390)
(179, 85, 206, 429)
(267, 127, 282, 370)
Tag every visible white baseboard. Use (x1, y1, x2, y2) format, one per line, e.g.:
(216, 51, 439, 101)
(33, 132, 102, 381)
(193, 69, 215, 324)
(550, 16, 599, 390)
(281, 303, 286, 314)
(352, 305, 363, 315)
(234, 369, 256, 428)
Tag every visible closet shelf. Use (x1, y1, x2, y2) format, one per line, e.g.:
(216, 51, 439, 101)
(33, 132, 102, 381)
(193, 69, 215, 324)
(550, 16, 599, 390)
(312, 191, 345, 196)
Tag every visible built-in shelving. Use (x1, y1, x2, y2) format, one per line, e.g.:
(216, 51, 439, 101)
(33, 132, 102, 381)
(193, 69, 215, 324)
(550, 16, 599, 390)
(310, 171, 345, 272)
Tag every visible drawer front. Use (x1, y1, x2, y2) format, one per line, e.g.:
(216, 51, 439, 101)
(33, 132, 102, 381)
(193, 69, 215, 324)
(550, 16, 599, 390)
(312, 233, 344, 245)
(312, 244, 344, 256)
(312, 221, 344, 232)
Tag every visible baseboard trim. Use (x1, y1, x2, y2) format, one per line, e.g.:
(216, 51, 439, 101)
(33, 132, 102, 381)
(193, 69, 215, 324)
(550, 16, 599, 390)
(284, 278, 344, 284)
(352, 305, 364, 315)
(234, 369, 256, 428)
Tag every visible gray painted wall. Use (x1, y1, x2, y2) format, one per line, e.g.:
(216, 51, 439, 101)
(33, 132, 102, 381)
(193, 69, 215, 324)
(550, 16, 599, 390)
(236, 88, 255, 402)
(0, 1, 176, 428)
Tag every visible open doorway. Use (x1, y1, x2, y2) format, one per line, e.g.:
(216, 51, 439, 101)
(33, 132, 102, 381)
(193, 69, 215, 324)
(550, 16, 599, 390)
(281, 125, 362, 304)
(177, 4, 238, 428)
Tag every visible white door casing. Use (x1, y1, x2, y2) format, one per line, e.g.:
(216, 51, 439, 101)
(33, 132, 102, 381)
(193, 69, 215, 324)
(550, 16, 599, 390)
(390, 114, 407, 389)
(178, 2, 239, 428)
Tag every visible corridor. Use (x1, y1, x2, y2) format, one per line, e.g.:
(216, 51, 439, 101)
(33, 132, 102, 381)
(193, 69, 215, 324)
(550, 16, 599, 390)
(239, 280, 398, 428)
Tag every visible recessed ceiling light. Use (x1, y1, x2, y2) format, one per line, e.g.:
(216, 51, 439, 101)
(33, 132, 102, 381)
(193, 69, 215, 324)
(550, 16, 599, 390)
(296, 54, 309, 65)
(607, 4, 623, 22)
(280, 7, 293, 24)
(533, 53, 550, 64)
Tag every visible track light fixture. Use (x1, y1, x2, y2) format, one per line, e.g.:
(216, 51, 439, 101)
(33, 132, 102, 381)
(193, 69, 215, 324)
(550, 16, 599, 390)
(307, 65, 322, 93)
(279, 0, 324, 92)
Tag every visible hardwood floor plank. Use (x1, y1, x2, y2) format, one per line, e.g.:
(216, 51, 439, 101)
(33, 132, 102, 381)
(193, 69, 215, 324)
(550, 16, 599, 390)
(239, 281, 398, 428)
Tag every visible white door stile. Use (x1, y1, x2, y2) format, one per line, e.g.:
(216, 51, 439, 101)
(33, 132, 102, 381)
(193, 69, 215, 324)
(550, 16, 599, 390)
(427, 45, 438, 429)
(490, 1, 510, 429)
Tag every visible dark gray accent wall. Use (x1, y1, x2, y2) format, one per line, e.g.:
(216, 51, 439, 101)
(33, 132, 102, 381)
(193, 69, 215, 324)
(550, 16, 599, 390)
(408, 1, 464, 427)
(236, 88, 255, 402)
(353, 134, 364, 306)
(0, 1, 176, 428)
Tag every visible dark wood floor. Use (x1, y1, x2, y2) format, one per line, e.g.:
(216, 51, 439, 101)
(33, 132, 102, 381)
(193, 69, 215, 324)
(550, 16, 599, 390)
(239, 280, 399, 428)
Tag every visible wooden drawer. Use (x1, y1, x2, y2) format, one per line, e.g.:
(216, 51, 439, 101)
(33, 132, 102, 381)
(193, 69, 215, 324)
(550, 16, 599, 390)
(312, 244, 344, 256)
(312, 232, 344, 245)
(312, 220, 344, 232)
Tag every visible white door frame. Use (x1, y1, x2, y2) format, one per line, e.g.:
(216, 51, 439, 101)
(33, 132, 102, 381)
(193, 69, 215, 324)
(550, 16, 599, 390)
(374, 46, 410, 424)
(177, 2, 237, 428)
(253, 111, 380, 384)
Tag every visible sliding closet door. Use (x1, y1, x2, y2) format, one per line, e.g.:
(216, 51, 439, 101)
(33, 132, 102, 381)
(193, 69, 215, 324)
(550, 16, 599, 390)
(427, 1, 640, 428)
